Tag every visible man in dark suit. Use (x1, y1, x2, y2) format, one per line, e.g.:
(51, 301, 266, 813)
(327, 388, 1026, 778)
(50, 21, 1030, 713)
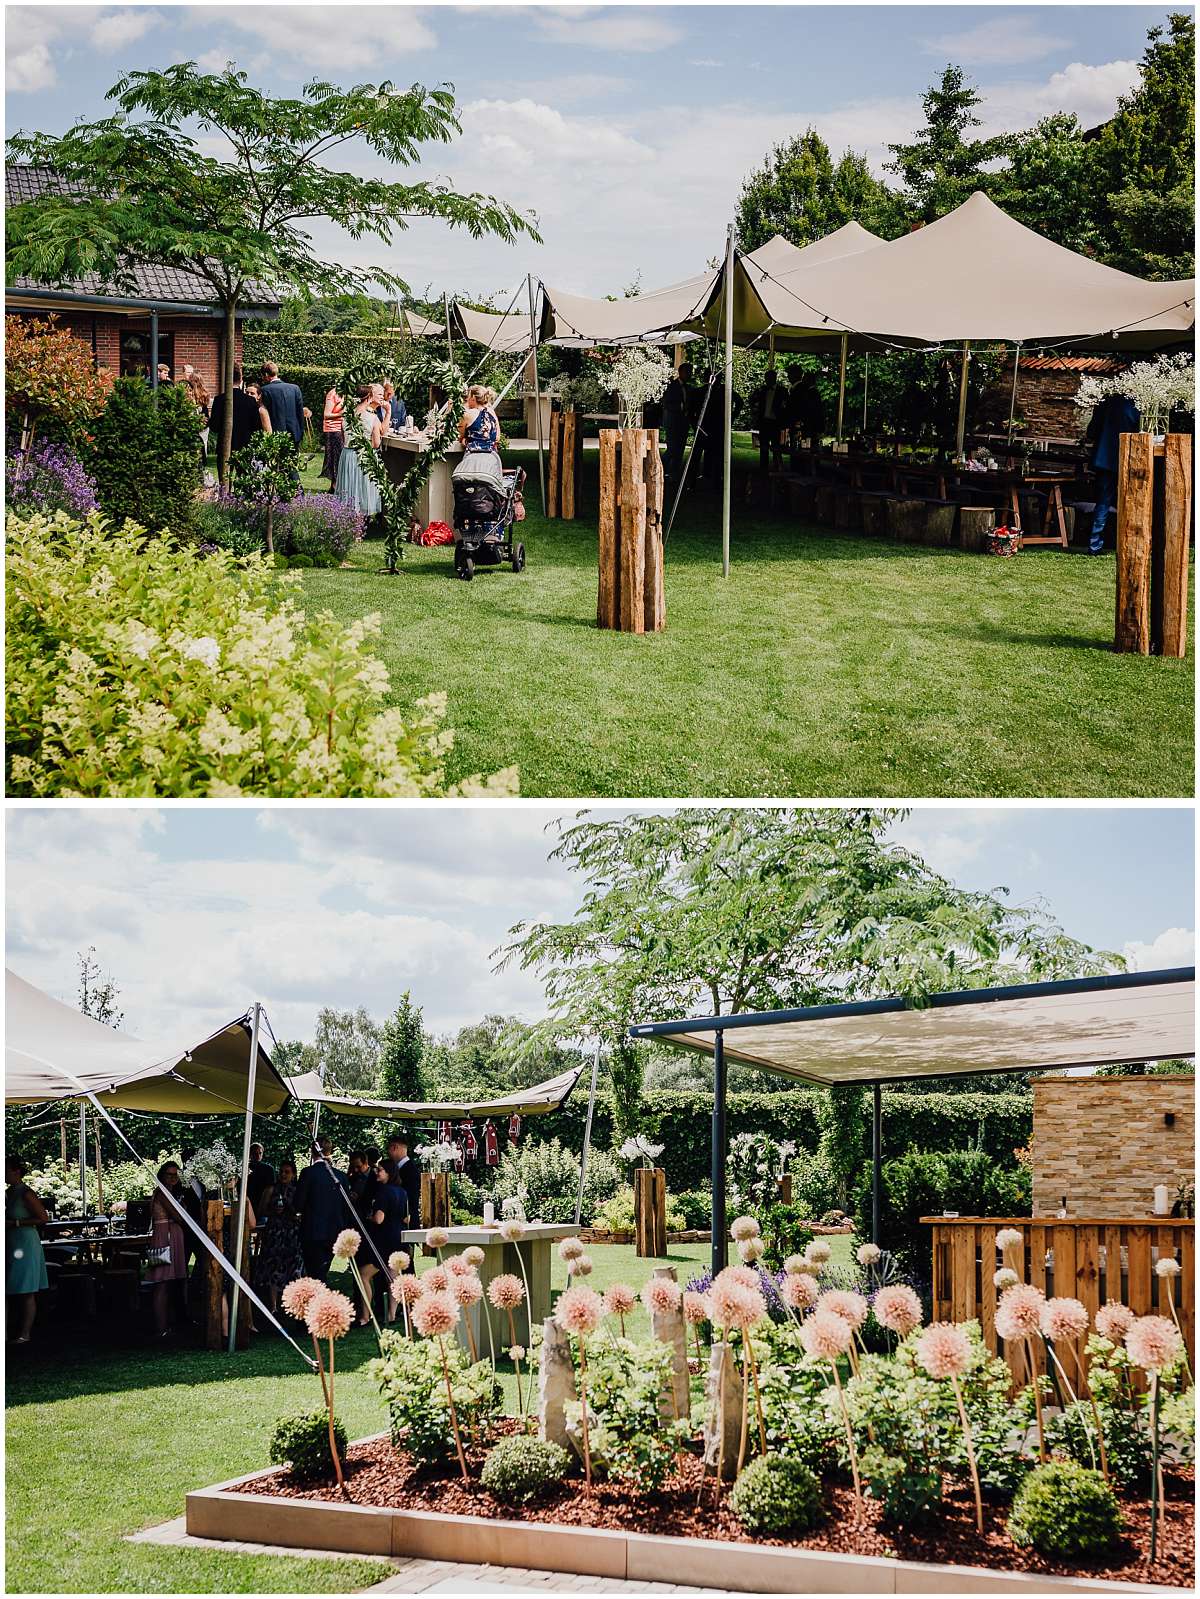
(293, 1136, 351, 1282)
(246, 1142, 275, 1217)
(661, 362, 691, 497)
(208, 366, 264, 455)
(1085, 387, 1140, 554)
(259, 361, 310, 446)
(387, 1133, 421, 1238)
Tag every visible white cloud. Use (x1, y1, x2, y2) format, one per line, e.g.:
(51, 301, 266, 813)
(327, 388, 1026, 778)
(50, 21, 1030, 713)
(979, 60, 1140, 136)
(91, 9, 160, 52)
(922, 17, 1069, 67)
(185, 5, 436, 69)
(531, 8, 682, 54)
(5, 5, 68, 91)
(1124, 927, 1196, 973)
(6, 40, 56, 92)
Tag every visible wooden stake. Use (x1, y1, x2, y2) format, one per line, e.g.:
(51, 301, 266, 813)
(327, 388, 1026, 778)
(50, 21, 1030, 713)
(1161, 434, 1191, 658)
(643, 428, 666, 633)
(597, 429, 619, 628)
(619, 428, 648, 635)
(1115, 432, 1153, 654)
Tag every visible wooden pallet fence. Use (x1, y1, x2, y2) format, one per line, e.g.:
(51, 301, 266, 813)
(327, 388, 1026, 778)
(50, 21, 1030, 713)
(546, 408, 582, 520)
(926, 1216, 1194, 1388)
(1116, 433, 1192, 656)
(597, 428, 665, 633)
(633, 1166, 668, 1258)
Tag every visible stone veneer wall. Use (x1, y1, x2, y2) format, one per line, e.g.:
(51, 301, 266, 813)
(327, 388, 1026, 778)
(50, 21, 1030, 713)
(1031, 1075, 1195, 1216)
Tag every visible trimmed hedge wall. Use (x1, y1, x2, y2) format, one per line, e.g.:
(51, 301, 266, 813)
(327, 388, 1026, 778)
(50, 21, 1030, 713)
(273, 362, 342, 421)
(243, 331, 411, 370)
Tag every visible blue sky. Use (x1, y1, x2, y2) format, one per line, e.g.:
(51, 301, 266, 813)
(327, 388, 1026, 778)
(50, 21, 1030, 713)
(5, 5, 1170, 299)
(5, 805, 1193, 1048)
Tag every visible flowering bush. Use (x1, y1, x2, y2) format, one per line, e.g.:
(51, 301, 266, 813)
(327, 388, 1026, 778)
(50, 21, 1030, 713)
(6, 510, 519, 798)
(1076, 352, 1195, 437)
(369, 1328, 499, 1462)
(24, 1156, 160, 1218)
(274, 493, 365, 568)
(563, 1329, 684, 1490)
(193, 490, 263, 559)
(492, 1137, 622, 1225)
(5, 314, 113, 446)
(591, 1186, 686, 1235)
(6, 439, 98, 516)
(182, 1141, 240, 1193)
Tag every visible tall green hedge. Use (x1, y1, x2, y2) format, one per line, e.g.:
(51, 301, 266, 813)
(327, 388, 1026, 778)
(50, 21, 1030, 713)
(243, 331, 411, 371)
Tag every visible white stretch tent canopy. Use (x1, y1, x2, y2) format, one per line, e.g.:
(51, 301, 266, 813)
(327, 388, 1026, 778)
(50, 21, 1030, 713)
(402, 308, 447, 339)
(700, 192, 1195, 351)
(451, 300, 541, 354)
(630, 969, 1196, 1086)
(4, 967, 289, 1112)
(540, 270, 718, 346)
(285, 1064, 584, 1121)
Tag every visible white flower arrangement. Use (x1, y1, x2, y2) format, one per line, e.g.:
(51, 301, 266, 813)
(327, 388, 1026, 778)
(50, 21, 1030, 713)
(609, 346, 670, 427)
(182, 1140, 239, 1193)
(415, 1140, 459, 1173)
(1074, 352, 1195, 438)
(617, 1134, 665, 1169)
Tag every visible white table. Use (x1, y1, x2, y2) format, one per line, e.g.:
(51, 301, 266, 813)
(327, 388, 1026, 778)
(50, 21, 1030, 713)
(381, 433, 463, 528)
(400, 1222, 576, 1351)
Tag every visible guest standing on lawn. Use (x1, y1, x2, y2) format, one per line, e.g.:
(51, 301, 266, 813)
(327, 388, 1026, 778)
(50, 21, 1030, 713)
(294, 1136, 351, 1282)
(6, 1158, 48, 1347)
(257, 1157, 303, 1315)
(146, 1161, 188, 1340)
(1085, 385, 1140, 554)
(322, 385, 346, 487)
(662, 362, 691, 497)
(454, 384, 504, 491)
(358, 1159, 409, 1326)
(259, 361, 310, 446)
(208, 366, 267, 455)
(751, 367, 785, 474)
(387, 1133, 422, 1234)
(334, 384, 385, 521)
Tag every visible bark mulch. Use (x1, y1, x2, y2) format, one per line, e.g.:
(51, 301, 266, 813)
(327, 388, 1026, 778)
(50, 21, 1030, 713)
(239, 1426, 1194, 1589)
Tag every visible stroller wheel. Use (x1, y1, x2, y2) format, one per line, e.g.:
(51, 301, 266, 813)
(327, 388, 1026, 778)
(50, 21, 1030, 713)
(511, 542, 526, 573)
(458, 556, 475, 581)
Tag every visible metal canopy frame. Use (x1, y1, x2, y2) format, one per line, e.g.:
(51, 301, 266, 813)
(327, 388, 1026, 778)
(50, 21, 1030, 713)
(629, 967, 1196, 1276)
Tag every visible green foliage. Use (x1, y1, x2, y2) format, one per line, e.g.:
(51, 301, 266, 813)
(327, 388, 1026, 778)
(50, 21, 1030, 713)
(5, 509, 518, 798)
(886, 65, 1014, 223)
(244, 331, 410, 371)
(865, 1149, 1031, 1275)
(23, 1155, 158, 1218)
(564, 1331, 684, 1490)
(1047, 1334, 1178, 1488)
(787, 1148, 839, 1222)
(229, 431, 299, 554)
(379, 992, 426, 1101)
(492, 1136, 622, 1225)
(818, 1086, 868, 1211)
(728, 1130, 787, 1216)
(673, 1187, 712, 1229)
(370, 1329, 500, 1463)
(999, 114, 1103, 258)
(5, 314, 114, 445)
(757, 1330, 840, 1469)
(729, 1453, 824, 1535)
(481, 1435, 570, 1504)
(194, 496, 262, 557)
(269, 1411, 348, 1480)
(591, 1185, 685, 1235)
(860, 1445, 942, 1525)
(86, 377, 201, 535)
(1007, 1461, 1123, 1557)
(1159, 1382, 1195, 1461)
(759, 1204, 814, 1270)
(736, 127, 903, 249)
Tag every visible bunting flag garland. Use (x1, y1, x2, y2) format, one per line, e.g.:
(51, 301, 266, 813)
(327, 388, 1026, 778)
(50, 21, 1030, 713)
(484, 1120, 499, 1166)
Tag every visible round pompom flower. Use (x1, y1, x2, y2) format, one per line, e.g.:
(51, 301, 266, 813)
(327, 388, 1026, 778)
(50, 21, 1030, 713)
(509, 1344, 526, 1362)
(280, 1276, 325, 1320)
(995, 1227, 1023, 1251)
(498, 1219, 524, 1242)
(306, 1288, 355, 1341)
(730, 1216, 761, 1242)
(425, 1227, 450, 1250)
(873, 1283, 923, 1337)
(783, 1254, 811, 1275)
(462, 1245, 486, 1267)
(423, 1266, 449, 1292)
(781, 1272, 818, 1312)
(570, 1254, 594, 1277)
(993, 1267, 1019, 1290)
(1155, 1257, 1182, 1279)
(1095, 1300, 1134, 1343)
(714, 1282, 767, 1332)
(916, 1321, 971, 1379)
(558, 1236, 585, 1262)
(1125, 1315, 1183, 1372)
(604, 1283, 638, 1318)
(412, 1290, 460, 1339)
(488, 1272, 525, 1311)
(995, 1282, 1045, 1342)
(718, 1265, 760, 1291)
(642, 1276, 682, 1315)
(738, 1237, 766, 1263)
(799, 1308, 852, 1360)
(333, 1228, 361, 1260)
(392, 1274, 425, 1305)
(806, 1241, 831, 1265)
(557, 1284, 603, 1336)
(817, 1289, 868, 1330)
(1041, 1297, 1089, 1343)
(856, 1243, 882, 1267)
(446, 1253, 474, 1277)
(683, 1290, 710, 1325)
(451, 1273, 483, 1307)
(388, 1251, 411, 1275)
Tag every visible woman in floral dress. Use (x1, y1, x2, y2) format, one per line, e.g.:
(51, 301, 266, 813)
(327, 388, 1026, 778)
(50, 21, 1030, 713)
(258, 1158, 303, 1313)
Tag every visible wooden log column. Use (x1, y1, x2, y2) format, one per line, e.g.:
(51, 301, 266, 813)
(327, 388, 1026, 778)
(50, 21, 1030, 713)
(1116, 432, 1154, 652)
(634, 1166, 667, 1258)
(420, 1173, 451, 1232)
(1116, 432, 1192, 655)
(205, 1198, 225, 1351)
(1161, 434, 1192, 658)
(547, 409, 582, 520)
(596, 428, 666, 633)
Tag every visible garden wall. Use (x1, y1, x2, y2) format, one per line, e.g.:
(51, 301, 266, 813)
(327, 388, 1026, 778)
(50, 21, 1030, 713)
(1032, 1075, 1195, 1216)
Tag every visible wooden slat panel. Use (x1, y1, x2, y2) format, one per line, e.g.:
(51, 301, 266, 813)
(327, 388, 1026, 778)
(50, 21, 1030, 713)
(980, 1223, 998, 1354)
(1127, 1224, 1152, 1315)
(562, 410, 578, 521)
(618, 429, 647, 635)
(951, 1225, 975, 1323)
(1051, 1224, 1077, 1301)
(1179, 1225, 1195, 1365)
(1103, 1226, 1124, 1307)
(1028, 1225, 1048, 1293)
(1161, 433, 1191, 658)
(1115, 431, 1153, 653)
(547, 410, 562, 518)
(1076, 1225, 1101, 1322)
(597, 429, 619, 628)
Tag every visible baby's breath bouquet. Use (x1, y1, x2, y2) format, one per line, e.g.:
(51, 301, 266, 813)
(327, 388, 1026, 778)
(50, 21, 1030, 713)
(610, 347, 670, 427)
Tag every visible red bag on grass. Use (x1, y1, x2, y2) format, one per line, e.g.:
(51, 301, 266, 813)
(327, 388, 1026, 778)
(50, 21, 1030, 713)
(418, 520, 455, 546)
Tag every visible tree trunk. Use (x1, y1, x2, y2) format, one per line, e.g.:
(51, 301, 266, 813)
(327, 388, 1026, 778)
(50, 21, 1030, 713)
(219, 298, 238, 487)
(265, 505, 274, 556)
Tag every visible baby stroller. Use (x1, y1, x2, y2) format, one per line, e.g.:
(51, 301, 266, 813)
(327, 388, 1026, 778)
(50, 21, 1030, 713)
(453, 466, 526, 581)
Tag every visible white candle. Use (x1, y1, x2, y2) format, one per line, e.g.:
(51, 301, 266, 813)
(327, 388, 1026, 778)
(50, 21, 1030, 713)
(1154, 1185, 1169, 1215)
(483, 1201, 495, 1225)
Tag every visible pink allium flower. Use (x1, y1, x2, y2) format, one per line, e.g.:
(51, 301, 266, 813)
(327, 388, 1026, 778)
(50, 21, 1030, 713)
(873, 1284, 923, 1337)
(738, 1237, 766, 1263)
(570, 1254, 594, 1277)
(445, 1253, 474, 1277)
(642, 1276, 682, 1315)
(683, 1290, 710, 1325)
(995, 1282, 1045, 1342)
(799, 1309, 852, 1360)
(806, 1241, 831, 1264)
(557, 1284, 603, 1336)
(451, 1273, 483, 1307)
(916, 1321, 971, 1380)
(1041, 1297, 1089, 1343)
(713, 1282, 767, 1332)
(718, 1265, 760, 1291)
(412, 1290, 460, 1339)
(388, 1251, 411, 1275)
(817, 1289, 868, 1330)
(781, 1272, 818, 1311)
(1125, 1315, 1183, 1372)
(783, 1254, 811, 1275)
(604, 1283, 638, 1318)
(305, 1288, 354, 1341)
(462, 1245, 486, 1267)
(332, 1228, 361, 1261)
(425, 1227, 450, 1250)
(996, 1228, 1023, 1251)
(423, 1266, 449, 1292)
(730, 1216, 760, 1242)
(280, 1276, 325, 1320)
(558, 1236, 585, 1261)
(856, 1243, 882, 1267)
(1095, 1300, 1135, 1343)
(392, 1274, 425, 1305)
(488, 1273, 525, 1310)
(994, 1267, 1018, 1290)
(509, 1344, 526, 1361)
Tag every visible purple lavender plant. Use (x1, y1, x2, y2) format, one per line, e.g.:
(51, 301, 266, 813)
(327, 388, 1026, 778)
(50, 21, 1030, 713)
(686, 1265, 790, 1322)
(6, 438, 99, 516)
(274, 492, 366, 566)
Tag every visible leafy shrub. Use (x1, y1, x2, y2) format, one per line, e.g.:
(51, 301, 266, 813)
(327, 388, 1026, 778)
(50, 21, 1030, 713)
(481, 1435, 569, 1503)
(5, 314, 113, 446)
(24, 1156, 159, 1218)
(269, 1410, 347, 1479)
(1047, 1333, 1183, 1488)
(6, 439, 98, 516)
(193, 492, 262, 558)
(759, 1203, 814, 1269)
(492, 1137, 622, 1225)
(868, 1150, 1031, 1275)
(860, 1445, 942, 1524)
(244, 331, 410, 371)
(591, 1185, 685, 1235)
(728, 1130, 787, 1216)
(275, 492, 365, 567)
(1159, 1382, 1194, 1462)
(370, 1329, 500, 1463)
(757, 1329, 840, 1468)
(6, 510, 519, 798)
(564, 1330, 684, 1490)
(729, 1454, 824, 1535)
(1007, 1461, 1122, 1557)
(784, 1148, 838, 1221)
(229, 432, 300, 555)
(87, 377, 202, 535)
(673, 1187, 711, 1229)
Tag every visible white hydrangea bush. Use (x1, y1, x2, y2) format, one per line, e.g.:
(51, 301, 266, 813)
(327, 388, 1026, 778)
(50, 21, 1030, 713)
(6, 509, 519, 798)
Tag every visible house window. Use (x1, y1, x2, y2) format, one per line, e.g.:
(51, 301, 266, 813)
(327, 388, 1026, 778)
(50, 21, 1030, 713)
(120, 329, 175, 380)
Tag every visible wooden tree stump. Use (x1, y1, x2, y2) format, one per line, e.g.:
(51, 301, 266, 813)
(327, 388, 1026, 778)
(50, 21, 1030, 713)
(421, 1172, 451, 1232)
(786, 479, 816, 521)
(597, 428, 665, 633)
(547, 408, 582, 520)
(958, 506, 995, 552)
(834, 490, 861, 531)
(634, 1166, 667, 1258)
(859, 495, 888, 538)
(924, 503, 955, 546)
(1161, 434, 1192, 658)
(1116, 432, 1154, 654)
(886, 497, 925, 543)
(815, 484, 837, 525)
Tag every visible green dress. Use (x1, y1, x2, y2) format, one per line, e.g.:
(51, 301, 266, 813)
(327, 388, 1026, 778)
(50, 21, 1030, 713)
(6, 1185, 48, 1295)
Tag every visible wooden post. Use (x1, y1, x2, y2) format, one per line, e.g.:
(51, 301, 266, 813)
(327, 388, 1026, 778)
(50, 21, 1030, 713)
(597, 428, 666, 633)
(235, 1217, 253, 1348)
(1115, 432, 1154, 654)
(421, 1172, 451, 1230)
(643, 427, 665, 632)
(547, 407, 562, 518)
(619, 427, 648, 634)
(205, 1198, 225, 1351)
(777, 1174, 793, 1205)
(1161, 434, 1191, 659)
(597, 429, 619, 628)
(562, 410, 580, 520)
(634, 1166, 667, 1258)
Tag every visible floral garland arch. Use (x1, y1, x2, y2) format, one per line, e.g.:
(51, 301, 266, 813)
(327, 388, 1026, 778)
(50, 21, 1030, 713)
(336, 353, 464, 573)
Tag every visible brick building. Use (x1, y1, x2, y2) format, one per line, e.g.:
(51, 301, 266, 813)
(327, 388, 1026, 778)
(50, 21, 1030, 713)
(5, 166, 279, 394)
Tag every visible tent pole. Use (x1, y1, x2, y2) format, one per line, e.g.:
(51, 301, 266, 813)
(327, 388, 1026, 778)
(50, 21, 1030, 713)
(871, 1084, 882, 1246)
(955, 341, 970, 460)
(78, 1103, 87, 1216)
(527, 273, 546, 514)
(444, 292, 453, 370)
(574, 1042, 602, 1227)
(862, 353, 869, 434)
(836, 334, 848, 444)
(710, 1028, 727, 1277)
(1007, 343, 1021, 445)
(227, 1002, 262, 1354)
(94, 1115, 104, 1215)
(721, 222, 735, 579)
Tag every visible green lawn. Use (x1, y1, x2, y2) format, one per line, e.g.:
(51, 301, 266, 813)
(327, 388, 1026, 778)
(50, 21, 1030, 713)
(292, 442, 1193, 798)
(5, 1237, 852, 1592)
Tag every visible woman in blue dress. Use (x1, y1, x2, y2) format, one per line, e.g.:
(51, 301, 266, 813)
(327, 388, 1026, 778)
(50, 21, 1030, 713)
(357, 1159, 409, 1327)
(6, 1157, 49, 1346)
(454, 384, 505, 493)
(334, 383, 385, 519)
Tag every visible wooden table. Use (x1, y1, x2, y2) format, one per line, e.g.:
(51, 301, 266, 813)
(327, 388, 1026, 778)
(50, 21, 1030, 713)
(951, 469, 1079, 547)
(400, 1222, 577, 1351)
(381, 433, 464, 529)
